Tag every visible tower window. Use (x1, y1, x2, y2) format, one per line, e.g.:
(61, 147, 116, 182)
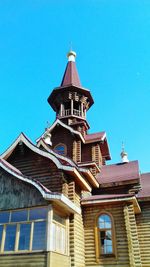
(54, 143, 67, 156)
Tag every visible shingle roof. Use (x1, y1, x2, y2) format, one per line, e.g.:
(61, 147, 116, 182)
(85, 132, 106, 143)
(61, 61, 81, 87)
(96, 160, 140, 185)
(137, 173, 150, 199)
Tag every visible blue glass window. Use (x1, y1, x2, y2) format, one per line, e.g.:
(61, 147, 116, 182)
(4, 225, 16, 251)
(0, 212, 9, 223)
(0, 225, 3, 248)
(32, 221, 46, 250)
(54, 144, 66, 155)
(11, 210, 28, 222)
(18, 223, 31, 250)
(29, 207, 47, 220)
(98, 214, 114, 255)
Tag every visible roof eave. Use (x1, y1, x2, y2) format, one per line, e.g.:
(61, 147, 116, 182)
(81, 196, 141, 214)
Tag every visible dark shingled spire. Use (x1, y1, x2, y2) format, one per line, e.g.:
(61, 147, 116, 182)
(61, 51, 81, 87)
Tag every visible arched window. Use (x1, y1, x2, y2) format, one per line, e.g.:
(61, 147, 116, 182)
(96, 213, 115, 258)
(54, 143, 67, 156)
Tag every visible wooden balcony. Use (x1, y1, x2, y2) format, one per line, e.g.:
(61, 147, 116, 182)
(58, 108, 86, 119)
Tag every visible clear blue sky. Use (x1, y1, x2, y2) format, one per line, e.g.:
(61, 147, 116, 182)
(0, 1, 150, 173)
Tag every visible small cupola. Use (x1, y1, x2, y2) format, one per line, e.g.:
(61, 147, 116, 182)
(120, 143, 129, 163)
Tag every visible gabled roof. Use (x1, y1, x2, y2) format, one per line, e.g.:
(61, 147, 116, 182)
(137, 173, 150, 199)
(1, 133, 98, 190)
(0, 158, 80, 214)
(37, 119, 111, 160)
(37, 138, 99, 188)
(36, 119, 85, 143)
(97, 161, 140, 187)
(61, 61, 81, 87)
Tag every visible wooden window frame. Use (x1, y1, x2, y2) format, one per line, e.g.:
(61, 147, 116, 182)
(95, 211, 116, 262)
(0, 206, 48, 254)
(54, 143, 67, 156)
(52, 211, 69, 255)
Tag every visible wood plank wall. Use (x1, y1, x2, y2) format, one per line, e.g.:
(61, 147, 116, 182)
(136, 201, 150, 267)
(124, 204, 141, 267)
(83, 204, 130, 267)
(69, 213, 85, 267)
(49, 252, 70, 267)
(0, 252, 47, 267)
(8, 146, 64, 193)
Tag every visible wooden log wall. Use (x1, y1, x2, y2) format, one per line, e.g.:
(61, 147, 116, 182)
(72, 140, 81, 163)
(83, 204, 130, 267)
(124, 204, 141, 267)
(8, 145, 64, 193)
(73, 141, 77, 162)
(92, 144, 102, 168)
(0, 252, 47, 267)
(136, 201, 150, 267)
(69, 213, 85, 267)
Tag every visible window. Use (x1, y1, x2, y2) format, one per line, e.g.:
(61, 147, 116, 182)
(0, 207, 47, 253)
(52, 212, 67, 254)
(96, 213, 115, 259)
(54, 143, 67, 156)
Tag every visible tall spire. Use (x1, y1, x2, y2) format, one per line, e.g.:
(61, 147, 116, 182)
(61, 51, 81, 87)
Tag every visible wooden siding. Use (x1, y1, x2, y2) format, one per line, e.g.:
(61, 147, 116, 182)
(82, 144, 92, 163)
(70, 213, 85, 267)
(76, 140, 81, 163)
(49, 252, 70, 267)
(92, 144, 102, 168)
(0, 169, 47, 210)
(136, 202, 150, 267)
(51, 126, 74, 159)
(124, 204, 141, 267)
(83, 204, 130, 267)
(8, 144, 64, 193)
(0, 252, 47, 267)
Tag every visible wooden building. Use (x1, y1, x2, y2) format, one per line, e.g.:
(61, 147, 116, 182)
(0, 51, 150, 267)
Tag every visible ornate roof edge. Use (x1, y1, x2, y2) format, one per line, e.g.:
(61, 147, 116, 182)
(1, 133, 92, 191)
(37, 139, 99, 188)
(36, 119, 85, 143)
(0, 158, 81, 214)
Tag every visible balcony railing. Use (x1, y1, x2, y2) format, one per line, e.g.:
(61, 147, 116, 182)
(59, 109, 85, 118)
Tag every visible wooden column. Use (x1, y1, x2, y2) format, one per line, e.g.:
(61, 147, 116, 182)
(60, 103, 63, 116)
(71, 99, 73, 115)
(73, 141, 77, 162)
(124, 204, 141, 267)
(81, 102, 83, 117)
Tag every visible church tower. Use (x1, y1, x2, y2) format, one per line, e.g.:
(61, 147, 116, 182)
(37, 51, 110, 168)
(47, 51, 94, 135)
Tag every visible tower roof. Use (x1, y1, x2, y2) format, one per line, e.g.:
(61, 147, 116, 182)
(48, 50, 94, 112)
(61, 51, 81, 87)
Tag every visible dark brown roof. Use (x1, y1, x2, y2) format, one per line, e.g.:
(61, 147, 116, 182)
(85, 132, 105, 143)
(137, 173, 150, 199)
(61, 61, 81, 87)
(96, 161, 140, 185)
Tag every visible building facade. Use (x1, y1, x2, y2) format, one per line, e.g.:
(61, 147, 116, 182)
(0, 51, 150, 267)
